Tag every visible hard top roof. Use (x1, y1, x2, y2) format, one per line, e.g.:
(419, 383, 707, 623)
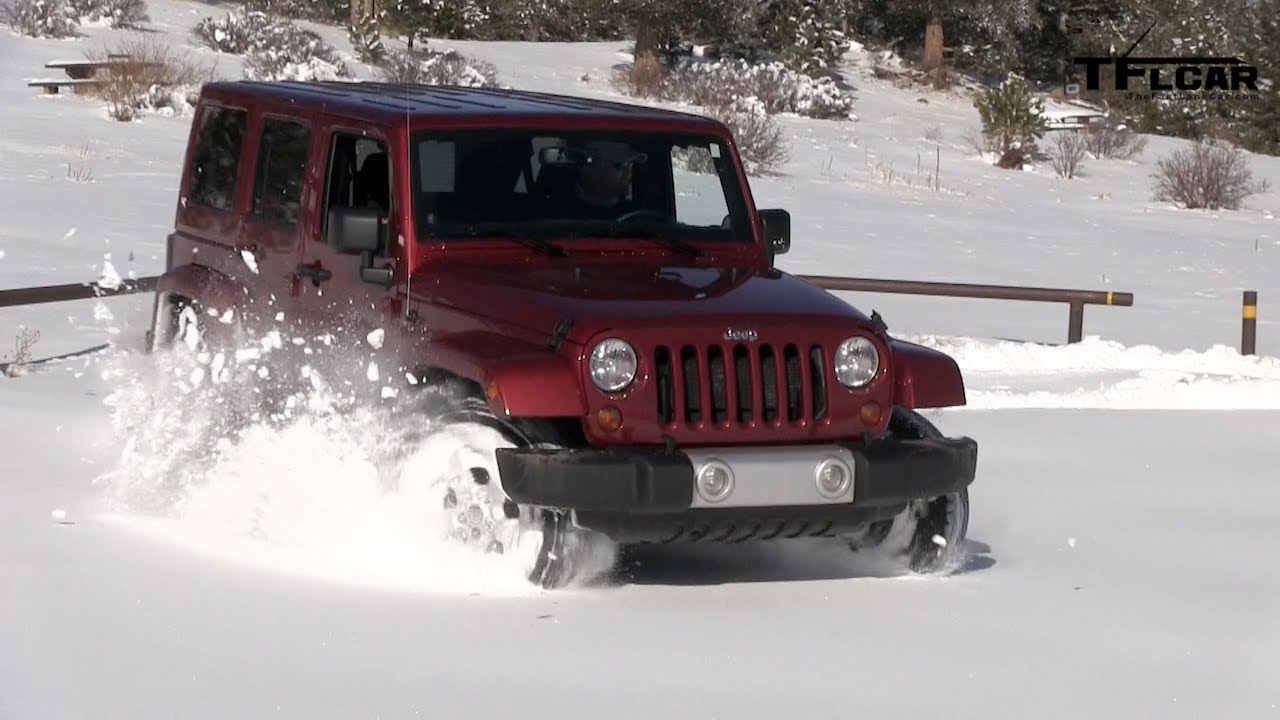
(203, 80, 726, 131)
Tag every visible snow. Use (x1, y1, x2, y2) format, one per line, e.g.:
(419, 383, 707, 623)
(3, 1, 1280, 718)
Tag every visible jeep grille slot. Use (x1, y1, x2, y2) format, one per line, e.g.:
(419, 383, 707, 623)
(653, 340, 826, 428)
(707, 346, 727, 424)
(809, 345, 828, 421)
(655, 346, 674, 424)
(680, 345, 701, 423)
(760, 345, 778, 423)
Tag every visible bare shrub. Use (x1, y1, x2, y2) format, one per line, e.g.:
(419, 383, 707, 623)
(69, 0, 147, 27)
(923, 124, 942, 143)
(1152, 140, 1272, 210)
(1048, 131, 1087, 179)
(705, 96, 789, 176)
(1084, 115, 1147, 160)
(620, 57, 854, 121)
(192, 6, 345, 80)
(375, 48, 498, 87)
(1, 0, 79, 38)
(3, 328, 41, 378)
(85, 35, 216, 121)
(660, 58, 849, 119)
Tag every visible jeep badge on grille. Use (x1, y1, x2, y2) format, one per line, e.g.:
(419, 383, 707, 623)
(724, 328, 758, 342)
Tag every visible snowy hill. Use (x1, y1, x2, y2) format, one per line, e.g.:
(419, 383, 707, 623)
(3, 2, 1280, 718)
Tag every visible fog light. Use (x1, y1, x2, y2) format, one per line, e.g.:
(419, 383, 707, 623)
(596, 406, 623, 433)
(815, 457, 852, 499)
(860, 401, 883, 427)
(696, 460, 734, 503)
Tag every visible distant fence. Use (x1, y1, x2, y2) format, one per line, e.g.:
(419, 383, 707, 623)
(799, 275, 1133, 345)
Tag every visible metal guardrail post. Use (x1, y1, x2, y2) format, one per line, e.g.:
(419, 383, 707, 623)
(1067, 301, 1085, 344)
(1243, 291, 1257, 356)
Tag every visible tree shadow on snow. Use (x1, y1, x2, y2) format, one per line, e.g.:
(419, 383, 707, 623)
(601, 537, 995, 588)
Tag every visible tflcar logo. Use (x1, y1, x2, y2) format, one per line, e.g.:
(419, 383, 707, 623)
(724, 328, 758, 342)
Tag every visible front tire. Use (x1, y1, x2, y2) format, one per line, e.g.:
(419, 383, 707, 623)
(430, 405, 606, 590)
(849, 406, 970, 575)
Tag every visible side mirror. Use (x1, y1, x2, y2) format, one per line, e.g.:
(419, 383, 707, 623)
(759, 208, 790, 263)
(326, 205, 383, 254)
(326, 206, 394, 288)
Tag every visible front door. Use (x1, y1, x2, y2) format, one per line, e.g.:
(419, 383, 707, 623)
(294, 126, 403, 392)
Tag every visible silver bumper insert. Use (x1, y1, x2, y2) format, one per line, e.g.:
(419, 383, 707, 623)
(683, 445, 857, 508)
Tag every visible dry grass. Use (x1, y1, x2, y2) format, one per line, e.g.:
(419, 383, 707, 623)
(84, 34, 216, 121)
(3, 328, 41, 378)
(609, 53, 665, 98)
(66, 141, 94, 182)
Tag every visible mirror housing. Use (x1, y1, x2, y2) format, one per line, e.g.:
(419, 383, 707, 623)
(327, 206, 383, 254)
(759, 209, 790, 264)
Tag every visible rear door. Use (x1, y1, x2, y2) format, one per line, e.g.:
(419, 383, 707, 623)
(237, 108, 315, 335)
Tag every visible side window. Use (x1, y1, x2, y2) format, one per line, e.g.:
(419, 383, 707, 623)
(188, 104, 248, 211)
(324, 133, 389, 231)
(250, 116, 311, 227)
(671, 143, 730, 227)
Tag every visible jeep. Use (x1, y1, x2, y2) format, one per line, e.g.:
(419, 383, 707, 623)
(146, 80, 978, 588)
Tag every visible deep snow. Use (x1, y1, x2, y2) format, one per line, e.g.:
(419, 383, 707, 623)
(4, 1, 1280, 717)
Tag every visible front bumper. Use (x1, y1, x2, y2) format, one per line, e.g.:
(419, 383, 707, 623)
(493, 436, 977, 544)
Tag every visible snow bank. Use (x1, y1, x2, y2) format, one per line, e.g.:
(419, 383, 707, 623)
(908, 335, 1280, 409)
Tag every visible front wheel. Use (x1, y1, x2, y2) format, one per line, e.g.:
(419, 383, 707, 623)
(429, 407, 610, 589)
(847, 406, 970, 575)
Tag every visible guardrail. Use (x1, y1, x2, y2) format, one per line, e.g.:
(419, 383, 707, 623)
(0, 276, 157, 307)
(1, 273, 1133, 345)
(799, 275, 1133, 344)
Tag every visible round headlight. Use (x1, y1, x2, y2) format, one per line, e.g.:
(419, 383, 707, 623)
(835, 336, 879, 388)
(589, 338, 637, 393)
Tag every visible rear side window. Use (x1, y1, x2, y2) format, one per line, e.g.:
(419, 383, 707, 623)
(188, 104, 247, 211)
(251, 116, 311, 226)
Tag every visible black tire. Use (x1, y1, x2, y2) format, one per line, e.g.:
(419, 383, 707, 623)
(849, 405, 970, 575)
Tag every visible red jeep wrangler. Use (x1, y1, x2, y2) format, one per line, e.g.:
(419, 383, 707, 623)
(147, 80, 978, 588)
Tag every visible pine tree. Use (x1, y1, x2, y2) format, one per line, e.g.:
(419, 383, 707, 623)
(974, 74, 1049, 161)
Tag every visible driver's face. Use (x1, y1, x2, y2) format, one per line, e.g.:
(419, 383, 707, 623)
(579, 155, 633, 201)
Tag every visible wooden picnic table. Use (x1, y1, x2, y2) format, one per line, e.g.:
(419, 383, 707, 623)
(28, 54, 161, 95)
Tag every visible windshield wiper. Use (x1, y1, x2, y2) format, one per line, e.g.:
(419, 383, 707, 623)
(453, 223, 572, 257)
(605, 223, 704, 257)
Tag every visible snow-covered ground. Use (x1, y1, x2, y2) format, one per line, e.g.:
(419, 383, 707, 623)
(3, 2, 1280, 717)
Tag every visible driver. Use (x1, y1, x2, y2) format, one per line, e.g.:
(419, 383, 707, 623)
(568, 139, 646, 217)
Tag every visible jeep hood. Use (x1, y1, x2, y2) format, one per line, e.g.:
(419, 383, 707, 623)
(407, 261, 875, 346)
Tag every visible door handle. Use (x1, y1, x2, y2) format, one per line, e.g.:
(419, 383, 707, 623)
(295, 262, 332, 286)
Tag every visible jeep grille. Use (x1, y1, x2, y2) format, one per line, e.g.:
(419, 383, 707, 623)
(653, 342, 828, 426)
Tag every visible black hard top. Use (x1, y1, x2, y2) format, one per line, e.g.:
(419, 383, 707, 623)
(202, 80, 724, 130)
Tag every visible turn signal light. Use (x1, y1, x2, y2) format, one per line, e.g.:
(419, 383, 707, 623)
(597, 406, 623, 432)
(859, 401, 883, 427)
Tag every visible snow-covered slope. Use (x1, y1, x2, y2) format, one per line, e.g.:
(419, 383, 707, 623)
(3, 2, 1280, 718)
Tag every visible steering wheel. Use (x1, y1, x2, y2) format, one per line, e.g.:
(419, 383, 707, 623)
(615, 208, 670, 224)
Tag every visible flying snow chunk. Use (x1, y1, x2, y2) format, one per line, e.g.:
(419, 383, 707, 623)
(275, 312, 285, 322)
(366, 328, 385, 349)
(1068, 537, 1078, 549)
(931, 534, 947, 548)
(97, 260, 122, 290)
(51, 509, 68, 522)
(240, 249, 259, 274)
(219, 309, 235, 324)
(366, 361, 379, 382)
(0, 250, 5, 260)
(64, 227, 76, 240)
(405, 372, 418, 385)
(381, 386, 398, 399)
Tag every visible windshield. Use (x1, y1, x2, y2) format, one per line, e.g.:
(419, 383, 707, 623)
(408, 128, 753, 243)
